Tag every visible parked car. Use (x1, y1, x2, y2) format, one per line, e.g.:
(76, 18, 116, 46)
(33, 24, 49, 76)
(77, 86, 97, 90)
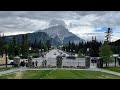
(60, 52, 62, 55)
(66, 56, 76, 59)
(90, 53, 100, 63)
(54, 52, 56, 55)
(62, 54, 66, 57)
(8, 60, 14, 65)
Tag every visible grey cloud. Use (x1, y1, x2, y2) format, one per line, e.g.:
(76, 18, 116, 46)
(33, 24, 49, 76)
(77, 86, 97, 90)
(0, 11, 71, 20)
(91, 12, 120, 28)
(75, 11, 119, 16)
(69, 23, 93, 28)
(49, 19, 67, 27)
(0, 11, 120, 41)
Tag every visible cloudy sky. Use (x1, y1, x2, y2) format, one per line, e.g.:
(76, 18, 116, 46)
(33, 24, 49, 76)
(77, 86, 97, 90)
(0, 11, 120, 42)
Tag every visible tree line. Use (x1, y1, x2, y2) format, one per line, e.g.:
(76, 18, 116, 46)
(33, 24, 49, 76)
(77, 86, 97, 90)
(61, 38, 102, 56)
(0, 34, 52, 59)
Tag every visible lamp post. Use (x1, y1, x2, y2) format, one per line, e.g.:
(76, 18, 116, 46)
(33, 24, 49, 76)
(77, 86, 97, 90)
(70, 49, 71, 56)
(29, 47, 31, 56)
(39, 49, 41, 55)
(65, 49, 66, 52)
(42, 49, 44, 52)
(87, 48, 90, 56)
(73, 50, 75, 55)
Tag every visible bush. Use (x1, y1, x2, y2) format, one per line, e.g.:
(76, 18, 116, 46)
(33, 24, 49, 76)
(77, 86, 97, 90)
(77, 66, 86, 69)
(9, 56, 14, 60)
(32, 55, 40, 58)
(20, 55, 28, 59)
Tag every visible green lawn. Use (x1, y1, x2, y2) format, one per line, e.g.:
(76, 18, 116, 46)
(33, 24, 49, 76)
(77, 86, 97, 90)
(0, 70, 120, 79)
(0, 67, 13, 72)
(104, 67, 120, 73)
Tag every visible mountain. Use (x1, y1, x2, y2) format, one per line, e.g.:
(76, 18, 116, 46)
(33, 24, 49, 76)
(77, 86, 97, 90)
(35, 25, 84, 44)
(4, 31, 62, 46)
(4, 25, 84, 46)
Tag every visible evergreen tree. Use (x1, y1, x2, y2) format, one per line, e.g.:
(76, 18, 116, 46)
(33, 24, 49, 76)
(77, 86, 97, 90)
(46, 40, 51, 50)
(21, 34, 29, 56)
(105, 28, 112, 43)
(99, 42, 113, 67)
(38, 40, 42, 49)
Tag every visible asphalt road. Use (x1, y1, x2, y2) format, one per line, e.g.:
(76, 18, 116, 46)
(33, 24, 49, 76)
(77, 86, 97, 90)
(31, 49, 86, 67)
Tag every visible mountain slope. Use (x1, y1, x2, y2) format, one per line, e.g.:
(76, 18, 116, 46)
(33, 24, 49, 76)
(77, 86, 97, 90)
(36, 25, 84, 44)
(4, 32, 51, 43)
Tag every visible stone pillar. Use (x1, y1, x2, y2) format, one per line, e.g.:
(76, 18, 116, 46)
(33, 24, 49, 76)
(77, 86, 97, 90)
(14, 56, 20, 67)
(97, 59, 100, 68)
(28, 56, 32, 67)
(56, 56, 63, 68)
(115, 57, 117, 67)
(85, 56, 90, 68)
(118, 57, 120, 66)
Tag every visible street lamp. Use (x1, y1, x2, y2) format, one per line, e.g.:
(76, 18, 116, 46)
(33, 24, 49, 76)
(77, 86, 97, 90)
(29, 47, 31, 56)
(39, 49, 41, 55)
(29, 47, 31, 51)
(86, 48, 90, 56)
(87, 48, 89, 52)
(73, 50, 75, 55)
(42, 49, 44, 52)
(70, 49, 72, 56)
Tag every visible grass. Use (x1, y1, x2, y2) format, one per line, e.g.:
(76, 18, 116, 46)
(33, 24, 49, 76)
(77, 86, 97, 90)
(0, 70, 120, 79)
(0, 67, 13, 72)
(103, 67, 120, 73)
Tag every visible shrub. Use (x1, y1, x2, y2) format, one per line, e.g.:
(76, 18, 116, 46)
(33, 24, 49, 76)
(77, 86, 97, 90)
(77, 66, 86, 69)
(9, 56, 14, 60)
(20, 55, 28, 59)
(32, 55, 40, 58)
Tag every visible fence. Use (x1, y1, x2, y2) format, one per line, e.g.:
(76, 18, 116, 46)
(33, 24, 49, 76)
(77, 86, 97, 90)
(31, 57, 86, 68)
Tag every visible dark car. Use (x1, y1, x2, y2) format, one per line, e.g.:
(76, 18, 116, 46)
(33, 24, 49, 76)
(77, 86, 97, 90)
(56, 55, 63, 60)
(54, 52, 56, 55)
(66, 56, 76, 59)
(62, 54, 66, 57)
(90, 53, 100, 63)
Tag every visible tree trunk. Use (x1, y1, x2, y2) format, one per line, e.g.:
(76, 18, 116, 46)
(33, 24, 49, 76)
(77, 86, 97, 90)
(106, 62, 107, 67)
(108, 62, 109, 67)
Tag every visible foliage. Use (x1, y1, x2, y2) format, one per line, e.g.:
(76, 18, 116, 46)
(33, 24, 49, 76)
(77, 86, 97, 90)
(99, 43, 113, 67)
(62, 40, 102, 55)
(32, 54, 40, 58)
(19, 55, 28, 59)
(9, 55, 14, 60)
(78, 49, 84, 57)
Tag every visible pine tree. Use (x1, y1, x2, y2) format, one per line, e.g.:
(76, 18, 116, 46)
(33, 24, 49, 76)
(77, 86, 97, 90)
(105, 28, 112, 43)
(21, 34, 29, 56)
(46, 40, 51, 50)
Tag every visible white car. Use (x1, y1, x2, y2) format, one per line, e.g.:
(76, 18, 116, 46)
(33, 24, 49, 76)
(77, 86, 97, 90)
(8, 60, 14, 65)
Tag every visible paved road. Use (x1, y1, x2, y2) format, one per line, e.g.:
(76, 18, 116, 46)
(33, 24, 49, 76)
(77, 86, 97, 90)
(30, 49, 86, 67)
